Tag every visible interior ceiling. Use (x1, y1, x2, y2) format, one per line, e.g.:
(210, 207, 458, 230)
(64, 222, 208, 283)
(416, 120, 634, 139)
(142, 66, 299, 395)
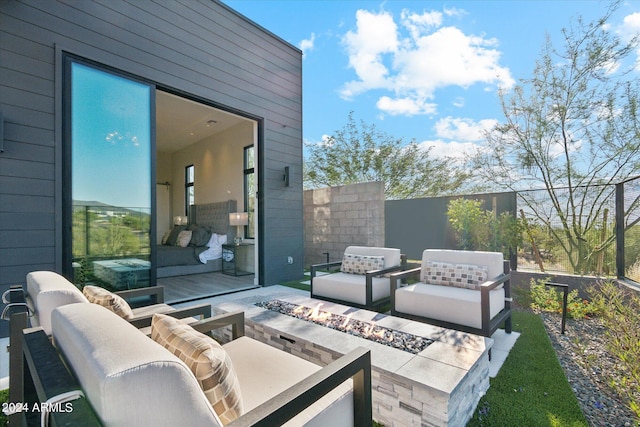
(156, 91, 247, 153)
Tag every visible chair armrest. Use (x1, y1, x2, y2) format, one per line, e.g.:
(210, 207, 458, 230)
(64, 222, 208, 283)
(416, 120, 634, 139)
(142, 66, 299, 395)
(128, 303, 212, 329)
(478, 273, 510, 291)
(310, 261, 343, 278)
(227, 347, 372, 427)
(116, 286, 164, 304)
(190, 310, 245, 339)
(21, 328, 101, 426)
(365, 263, 404, 279)
(389, 267, 421, 287)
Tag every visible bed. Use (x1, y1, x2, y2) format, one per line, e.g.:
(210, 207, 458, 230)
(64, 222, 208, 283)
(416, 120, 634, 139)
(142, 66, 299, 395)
(157, 200, 237, 278)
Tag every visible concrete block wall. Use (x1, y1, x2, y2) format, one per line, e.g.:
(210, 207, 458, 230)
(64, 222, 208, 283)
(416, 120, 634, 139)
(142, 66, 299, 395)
(304, 182, 385, 267)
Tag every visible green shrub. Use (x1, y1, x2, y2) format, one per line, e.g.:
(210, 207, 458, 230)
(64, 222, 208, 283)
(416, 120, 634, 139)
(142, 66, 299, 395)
(447, 198, 522, 259)
(529, 278, 595, 320)
(588, 281, 640, 421)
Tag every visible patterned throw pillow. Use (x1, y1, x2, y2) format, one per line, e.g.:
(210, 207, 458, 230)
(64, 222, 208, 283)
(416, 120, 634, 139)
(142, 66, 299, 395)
(82, 285, 134, 320)
(340, 253, 385, 275)
(423, 261, 489, 290)
(151, 313, 243, 424)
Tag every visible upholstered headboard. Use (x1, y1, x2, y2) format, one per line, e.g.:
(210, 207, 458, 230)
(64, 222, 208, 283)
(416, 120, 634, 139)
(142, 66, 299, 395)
(189, 200, 237, 241)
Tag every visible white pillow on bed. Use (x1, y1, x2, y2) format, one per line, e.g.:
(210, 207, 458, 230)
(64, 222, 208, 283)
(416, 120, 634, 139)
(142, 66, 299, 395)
(198, 233, 228, 263)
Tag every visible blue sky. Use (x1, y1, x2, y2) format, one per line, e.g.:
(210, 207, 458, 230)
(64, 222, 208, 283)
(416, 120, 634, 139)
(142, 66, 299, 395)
(225, 0, 640, 160)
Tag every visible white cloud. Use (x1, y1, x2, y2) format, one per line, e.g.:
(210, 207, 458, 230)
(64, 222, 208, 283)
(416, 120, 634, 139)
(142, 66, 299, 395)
(340, 7, 514, 116)
(434, 117, 497, 141)
(376, 95, 437, 116)
(299, 33, 316, 57)
(619, 12, 640, 71)
(418, 139, 480, 161)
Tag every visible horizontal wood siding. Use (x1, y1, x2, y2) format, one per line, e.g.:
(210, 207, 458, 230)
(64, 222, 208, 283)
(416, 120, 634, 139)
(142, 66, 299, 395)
(0, 0, 303, 294)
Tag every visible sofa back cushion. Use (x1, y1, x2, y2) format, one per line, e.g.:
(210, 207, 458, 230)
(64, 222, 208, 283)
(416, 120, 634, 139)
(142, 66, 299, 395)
(82, 285, 134, 320)
(421, 250, 504, 282)
(51, 303, 221, 427)
(344, 246, 401, 269)
(341, 253, 385, 275)
(26, 271, 88, 335)
(423, 261, 489, 290)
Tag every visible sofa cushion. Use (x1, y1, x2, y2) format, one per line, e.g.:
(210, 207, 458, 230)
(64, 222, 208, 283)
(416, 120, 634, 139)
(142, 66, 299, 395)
(82, 285, 134, 320)
(151, 313, 243, 424)
(26, 271, 89, 335)
(341, 254, 385, 275)
(423, 261, 489, 290)
(223, 336, 354, 426)
(51, 303, 222, 427)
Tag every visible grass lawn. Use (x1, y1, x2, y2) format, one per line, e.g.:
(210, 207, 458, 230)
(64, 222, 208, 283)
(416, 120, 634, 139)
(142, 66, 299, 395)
(468, 310, 587, 426)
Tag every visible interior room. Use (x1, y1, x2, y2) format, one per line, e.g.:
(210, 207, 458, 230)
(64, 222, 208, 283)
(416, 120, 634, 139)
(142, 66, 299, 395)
(155, 91, 259, 302)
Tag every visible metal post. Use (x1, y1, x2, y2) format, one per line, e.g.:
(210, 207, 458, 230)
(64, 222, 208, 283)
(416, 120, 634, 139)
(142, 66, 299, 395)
(545, 282, 568, 334)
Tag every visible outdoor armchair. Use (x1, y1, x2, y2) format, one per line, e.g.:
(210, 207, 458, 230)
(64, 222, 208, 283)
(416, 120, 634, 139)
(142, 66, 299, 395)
(389, 249, 512, 338)
(310, 246, 406, 309)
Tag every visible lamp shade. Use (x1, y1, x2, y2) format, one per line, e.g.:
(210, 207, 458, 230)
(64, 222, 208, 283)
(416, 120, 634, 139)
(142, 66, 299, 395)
(173, 215, 188, 225)
(229, 212, 248, 226)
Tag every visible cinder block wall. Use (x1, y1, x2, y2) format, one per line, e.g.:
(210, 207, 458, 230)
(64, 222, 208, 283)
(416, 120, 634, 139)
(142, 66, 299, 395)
(303, 182, 385, 267)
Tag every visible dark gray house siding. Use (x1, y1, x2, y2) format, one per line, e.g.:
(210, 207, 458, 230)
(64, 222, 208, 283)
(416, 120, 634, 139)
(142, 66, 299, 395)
(0, 1, 303, 294)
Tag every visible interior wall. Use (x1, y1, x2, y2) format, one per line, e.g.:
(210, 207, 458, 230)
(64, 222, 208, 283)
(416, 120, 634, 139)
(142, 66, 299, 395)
(166, 121, 253, 227)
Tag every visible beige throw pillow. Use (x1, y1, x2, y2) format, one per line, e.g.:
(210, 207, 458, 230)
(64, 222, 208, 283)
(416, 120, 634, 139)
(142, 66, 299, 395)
(82, 285, 134, 320)
(176, 230, 193, 247)
(151, 313, 243, 424)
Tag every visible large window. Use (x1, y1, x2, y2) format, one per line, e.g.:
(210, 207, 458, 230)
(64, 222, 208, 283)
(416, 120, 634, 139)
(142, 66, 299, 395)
(67, 60, 153, 290)
(185, 164, 194, 215)
(244, 145, 255, 239)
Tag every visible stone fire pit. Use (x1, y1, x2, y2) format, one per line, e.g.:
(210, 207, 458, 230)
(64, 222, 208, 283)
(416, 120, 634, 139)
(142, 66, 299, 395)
(213, 294, 493, 427)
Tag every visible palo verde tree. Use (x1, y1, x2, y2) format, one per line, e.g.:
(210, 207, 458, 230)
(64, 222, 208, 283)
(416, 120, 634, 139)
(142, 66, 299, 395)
(304, 112, 473, 199)
(471, 2, 640, 274)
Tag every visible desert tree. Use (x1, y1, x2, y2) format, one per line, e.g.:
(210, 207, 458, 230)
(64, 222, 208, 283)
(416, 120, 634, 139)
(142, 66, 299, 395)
(472, 2, 640, 274)
(304, 112, 473, 200)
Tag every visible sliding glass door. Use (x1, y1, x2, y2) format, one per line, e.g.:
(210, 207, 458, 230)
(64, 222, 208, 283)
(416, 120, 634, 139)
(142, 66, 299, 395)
(65, 59, 154, 290)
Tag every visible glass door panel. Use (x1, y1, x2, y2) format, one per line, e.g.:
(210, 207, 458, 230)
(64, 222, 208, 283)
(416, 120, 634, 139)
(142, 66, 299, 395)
(70, 62, 152, 290)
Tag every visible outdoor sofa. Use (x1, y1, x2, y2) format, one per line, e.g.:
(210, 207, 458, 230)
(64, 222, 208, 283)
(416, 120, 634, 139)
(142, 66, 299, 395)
(390, 249, 512, 338)
(310, 246, 406, 309)
(17, 303, 372, 426)
(3, 270, 211, 421)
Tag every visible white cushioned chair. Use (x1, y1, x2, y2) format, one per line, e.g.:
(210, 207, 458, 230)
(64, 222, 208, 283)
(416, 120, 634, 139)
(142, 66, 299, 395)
(390, 249, 512, 337)
(16, 303, 372, 426)
(310, 246, 405, 309)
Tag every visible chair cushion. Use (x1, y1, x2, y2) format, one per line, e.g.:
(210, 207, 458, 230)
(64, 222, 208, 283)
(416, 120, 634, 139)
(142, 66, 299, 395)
(51, 303, 221, 427)
(396, 283, 505, 329)
(151, 313, 243, 424)
(26, 271, 88, 335)
(82, 285, 134, 320)
(340, 253, 385, 275)
(423, 261, 489, 290)
(313, 272, 390, 306)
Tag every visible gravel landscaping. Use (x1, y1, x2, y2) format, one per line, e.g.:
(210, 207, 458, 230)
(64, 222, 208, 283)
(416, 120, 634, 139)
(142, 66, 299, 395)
(540, 312, 638, 427)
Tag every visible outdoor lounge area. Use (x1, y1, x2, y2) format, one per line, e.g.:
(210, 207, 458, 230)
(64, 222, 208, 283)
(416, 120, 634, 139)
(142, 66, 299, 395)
(2, 262, 521, 427)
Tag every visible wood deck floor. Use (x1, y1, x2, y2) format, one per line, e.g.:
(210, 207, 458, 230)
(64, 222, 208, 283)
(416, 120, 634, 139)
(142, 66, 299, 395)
(158, 272, 258, 304)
